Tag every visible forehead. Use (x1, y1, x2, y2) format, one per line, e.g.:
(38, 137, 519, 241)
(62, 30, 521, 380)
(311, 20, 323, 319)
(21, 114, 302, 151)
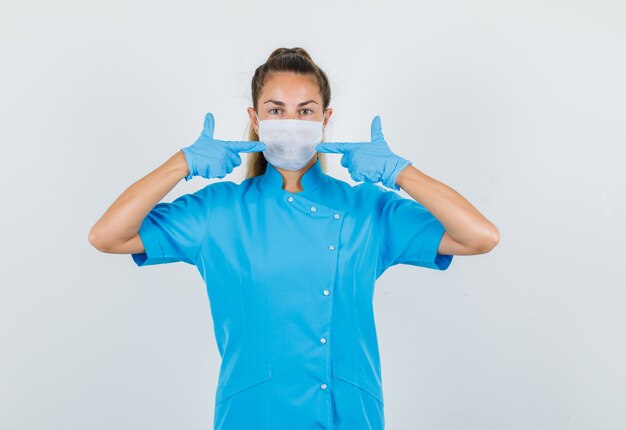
(261, 72, 321, 102)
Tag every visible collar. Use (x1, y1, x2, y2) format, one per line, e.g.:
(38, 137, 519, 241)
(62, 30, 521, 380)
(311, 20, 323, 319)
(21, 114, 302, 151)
(260, 156, 325, 194)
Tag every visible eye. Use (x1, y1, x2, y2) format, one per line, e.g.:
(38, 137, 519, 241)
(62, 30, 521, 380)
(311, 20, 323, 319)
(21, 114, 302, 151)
(301, 109, 313, 115)
(269, 108, 281, 114)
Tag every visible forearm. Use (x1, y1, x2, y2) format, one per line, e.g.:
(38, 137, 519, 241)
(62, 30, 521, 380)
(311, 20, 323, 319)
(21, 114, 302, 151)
(88, 150, 190, 249)
(395, 165, 499, 249)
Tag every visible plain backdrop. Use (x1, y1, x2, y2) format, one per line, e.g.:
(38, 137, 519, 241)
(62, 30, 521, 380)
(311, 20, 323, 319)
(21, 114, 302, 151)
(1, 0, 625, 429)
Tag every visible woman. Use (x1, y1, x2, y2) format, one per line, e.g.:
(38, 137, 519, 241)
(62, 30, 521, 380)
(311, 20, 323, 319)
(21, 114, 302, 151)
(88, 47, 499, 430)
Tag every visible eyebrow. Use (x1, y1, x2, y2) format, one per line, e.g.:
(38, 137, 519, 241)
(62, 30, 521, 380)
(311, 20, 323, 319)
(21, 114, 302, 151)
(263, 99, 318, 107)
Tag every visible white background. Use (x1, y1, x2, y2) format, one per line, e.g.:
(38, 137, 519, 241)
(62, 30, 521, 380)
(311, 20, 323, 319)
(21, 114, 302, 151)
(1, 0, 624, 428)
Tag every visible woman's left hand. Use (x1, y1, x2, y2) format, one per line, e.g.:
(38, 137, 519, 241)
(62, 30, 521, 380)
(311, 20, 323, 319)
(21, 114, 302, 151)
(315, 116, 412, 190)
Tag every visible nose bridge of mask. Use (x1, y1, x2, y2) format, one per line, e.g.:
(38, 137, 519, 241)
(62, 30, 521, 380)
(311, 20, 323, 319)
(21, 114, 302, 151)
(255, 111, 324, 130)
(257, 115, 323, 141)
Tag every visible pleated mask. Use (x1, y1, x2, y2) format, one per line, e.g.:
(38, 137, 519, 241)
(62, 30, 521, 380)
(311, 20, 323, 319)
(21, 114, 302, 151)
(256, 113, 324, 171)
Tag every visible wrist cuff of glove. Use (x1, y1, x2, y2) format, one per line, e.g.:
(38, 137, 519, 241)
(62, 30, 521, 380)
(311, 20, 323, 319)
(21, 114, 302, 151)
(385, 158, 412, 191)
(181, 147, 194, 181)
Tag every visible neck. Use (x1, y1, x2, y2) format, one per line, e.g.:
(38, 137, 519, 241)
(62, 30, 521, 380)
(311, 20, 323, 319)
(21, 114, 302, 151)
(274, 155, 318, 192)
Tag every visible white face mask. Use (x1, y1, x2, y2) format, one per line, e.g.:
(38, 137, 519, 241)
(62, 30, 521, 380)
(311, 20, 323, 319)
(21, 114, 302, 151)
(255, 112, 324, 171)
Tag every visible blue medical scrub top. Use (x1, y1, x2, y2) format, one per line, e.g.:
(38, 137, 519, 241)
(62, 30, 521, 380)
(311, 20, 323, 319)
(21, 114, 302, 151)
(131, 157, 453, 429)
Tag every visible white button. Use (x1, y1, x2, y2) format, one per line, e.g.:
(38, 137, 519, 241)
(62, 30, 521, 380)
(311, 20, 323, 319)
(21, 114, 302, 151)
(310, 206, 317, 212)
(333, 213, 340, 219)
(323, 290, 330, 296)
(320, 337, 327, 344)
(320, 384, 327, 390)
(328, 245, 335, 251)
(288, 197, 294, 202)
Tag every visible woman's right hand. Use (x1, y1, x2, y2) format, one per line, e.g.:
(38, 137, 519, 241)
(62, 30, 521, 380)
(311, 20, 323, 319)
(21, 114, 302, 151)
(181, 112, 266, 181)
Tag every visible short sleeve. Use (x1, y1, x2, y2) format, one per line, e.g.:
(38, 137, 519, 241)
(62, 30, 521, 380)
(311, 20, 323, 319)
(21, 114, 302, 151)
(376, 187, 453, 273)
(131, 185, 212, 267)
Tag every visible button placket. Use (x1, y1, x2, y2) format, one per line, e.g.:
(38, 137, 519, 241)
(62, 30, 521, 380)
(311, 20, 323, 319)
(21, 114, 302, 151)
(320, 205, 343, 406)
(283, 191, 345, 414)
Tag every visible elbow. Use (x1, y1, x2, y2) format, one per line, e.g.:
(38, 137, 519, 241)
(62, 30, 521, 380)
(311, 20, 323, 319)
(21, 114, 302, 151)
(88, 226, 111, 253)
(476, 226, 500, 254)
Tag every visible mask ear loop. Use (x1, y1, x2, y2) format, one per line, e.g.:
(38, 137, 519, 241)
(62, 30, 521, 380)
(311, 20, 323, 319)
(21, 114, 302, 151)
(254, 111, 261, 135)
(321, 109, 327, 143)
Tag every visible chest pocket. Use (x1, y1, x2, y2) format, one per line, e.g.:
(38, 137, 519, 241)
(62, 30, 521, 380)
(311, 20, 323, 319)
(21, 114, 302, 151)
(214, 365, 272, 429)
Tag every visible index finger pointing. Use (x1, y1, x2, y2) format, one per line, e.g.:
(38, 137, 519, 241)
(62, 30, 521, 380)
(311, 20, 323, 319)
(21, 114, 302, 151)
(316, 142, 362, 153)
(228, 140, 266, 153)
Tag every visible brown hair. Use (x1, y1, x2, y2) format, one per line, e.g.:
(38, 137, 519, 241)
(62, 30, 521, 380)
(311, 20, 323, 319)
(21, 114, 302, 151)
(244, 47, 331, 178)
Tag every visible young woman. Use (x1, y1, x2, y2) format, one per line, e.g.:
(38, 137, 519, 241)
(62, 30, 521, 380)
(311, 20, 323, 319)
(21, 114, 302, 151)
(89, 47, 499, 430)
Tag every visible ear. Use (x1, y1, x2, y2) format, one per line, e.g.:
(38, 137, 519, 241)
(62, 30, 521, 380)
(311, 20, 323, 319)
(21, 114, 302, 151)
(247, 107, 259, 133)
(323, 108, 333, 127)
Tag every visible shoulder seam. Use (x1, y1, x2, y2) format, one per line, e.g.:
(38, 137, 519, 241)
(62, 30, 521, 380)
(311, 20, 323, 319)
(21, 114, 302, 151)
(375, 188, 389, 271)
(193, 185, 213, 266)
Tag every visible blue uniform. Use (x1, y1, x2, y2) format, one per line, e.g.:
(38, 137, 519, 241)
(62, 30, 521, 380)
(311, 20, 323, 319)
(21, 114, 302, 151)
(131, 157, 453, 429)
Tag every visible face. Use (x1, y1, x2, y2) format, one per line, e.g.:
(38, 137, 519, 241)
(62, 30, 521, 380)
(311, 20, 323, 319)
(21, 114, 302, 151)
(248, 71, 333, 134)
